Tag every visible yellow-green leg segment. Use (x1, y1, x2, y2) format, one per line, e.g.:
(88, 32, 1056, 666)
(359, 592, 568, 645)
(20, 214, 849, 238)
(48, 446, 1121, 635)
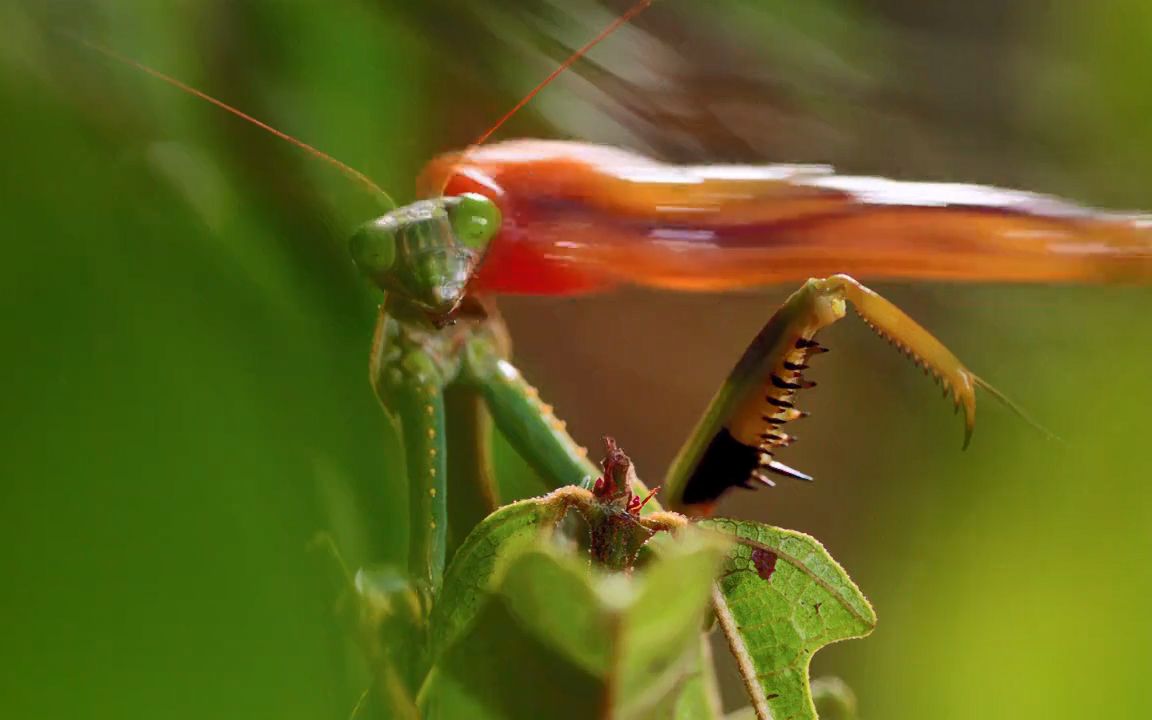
(665, 274, 1006, 515)
(376, 347, 450, 591)
(461, 335, 600, 490)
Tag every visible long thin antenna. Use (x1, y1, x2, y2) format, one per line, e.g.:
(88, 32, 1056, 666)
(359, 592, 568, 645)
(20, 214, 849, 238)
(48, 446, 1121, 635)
(79, 38, 395, 208)
(441, 0, 654, 194)
(475, 0, 653, 148)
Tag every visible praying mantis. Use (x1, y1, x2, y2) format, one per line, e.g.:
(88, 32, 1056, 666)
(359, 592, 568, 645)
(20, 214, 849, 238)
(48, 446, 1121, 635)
(357, 213, 1001, 589)
(85, 0, 1152, 600)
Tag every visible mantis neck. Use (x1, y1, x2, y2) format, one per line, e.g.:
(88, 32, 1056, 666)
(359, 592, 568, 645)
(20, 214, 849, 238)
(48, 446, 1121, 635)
(378, 293, 510, 387)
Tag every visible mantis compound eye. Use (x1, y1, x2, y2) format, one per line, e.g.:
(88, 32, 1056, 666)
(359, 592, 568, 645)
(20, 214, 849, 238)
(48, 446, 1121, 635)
(349, 216, 398, 276)
(446, 193, 501, 250)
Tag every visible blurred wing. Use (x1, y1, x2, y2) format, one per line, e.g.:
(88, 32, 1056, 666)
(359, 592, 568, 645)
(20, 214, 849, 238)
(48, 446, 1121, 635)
(427, 140, 1152, 294)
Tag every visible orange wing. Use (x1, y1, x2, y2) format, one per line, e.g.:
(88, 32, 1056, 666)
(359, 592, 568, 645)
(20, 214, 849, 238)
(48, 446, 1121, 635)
(420, 140, 1152, 295)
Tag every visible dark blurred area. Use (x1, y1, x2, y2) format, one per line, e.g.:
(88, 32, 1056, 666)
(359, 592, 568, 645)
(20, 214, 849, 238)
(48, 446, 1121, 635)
(2, 1, 1151, 718)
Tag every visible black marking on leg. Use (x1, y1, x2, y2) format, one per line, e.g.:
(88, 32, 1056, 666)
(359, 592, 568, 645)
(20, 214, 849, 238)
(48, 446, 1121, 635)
(680, 428, 762, 506)
(770, 373, 802, 390)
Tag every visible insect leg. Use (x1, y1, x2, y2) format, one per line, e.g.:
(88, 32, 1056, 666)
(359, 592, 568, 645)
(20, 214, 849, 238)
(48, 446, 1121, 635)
(665, 275, 991, 515)
(815, 274, 980, 442)
(460, 335, 601, 491)
(442, 383, 501, 556)
(372, 314, 450, 591)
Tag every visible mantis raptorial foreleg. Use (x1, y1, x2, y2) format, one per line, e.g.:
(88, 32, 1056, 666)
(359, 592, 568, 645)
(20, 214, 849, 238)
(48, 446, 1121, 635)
(374, 344, 450, 591)
(461, 335, 600, 490)
(442, 384, 501, 552)
(665, 274, 1004, 515)
(370, 299, 604, 590)
(370, 302, 456, 591)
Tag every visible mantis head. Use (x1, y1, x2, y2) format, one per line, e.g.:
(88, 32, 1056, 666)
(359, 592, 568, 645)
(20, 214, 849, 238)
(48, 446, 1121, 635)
(349, 193, 502, 319)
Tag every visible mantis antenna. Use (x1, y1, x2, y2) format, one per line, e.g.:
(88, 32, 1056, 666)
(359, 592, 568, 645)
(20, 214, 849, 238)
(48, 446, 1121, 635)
(440, 0, 655, 196)
(78, 38, 396, 209)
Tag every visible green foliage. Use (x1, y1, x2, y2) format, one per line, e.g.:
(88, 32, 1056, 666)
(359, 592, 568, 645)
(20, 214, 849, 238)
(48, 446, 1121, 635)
(431, 491, 578, 658)
(405, 473, 877, 720)
(704, 519, 876, 720)
(423, 485, 731, 718)
(439, 534, 728, 719)
(352, 565, 425, 719)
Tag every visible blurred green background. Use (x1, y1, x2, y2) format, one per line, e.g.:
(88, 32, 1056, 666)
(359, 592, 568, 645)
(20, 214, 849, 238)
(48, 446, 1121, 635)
(2, 1, 1151, 718)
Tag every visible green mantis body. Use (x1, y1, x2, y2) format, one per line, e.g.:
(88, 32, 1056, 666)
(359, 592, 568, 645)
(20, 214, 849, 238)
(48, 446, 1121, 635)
(368, 292, 597, 590)
(349, 196, 994, 590)
(353, 197, 600, 590)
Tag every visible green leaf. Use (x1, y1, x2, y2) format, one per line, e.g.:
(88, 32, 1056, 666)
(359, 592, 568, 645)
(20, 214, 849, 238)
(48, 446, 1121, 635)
(439, 528, 730, 720)
(617, 531, 730, 712)
(349, 565, 423, 719)
(701, 518, 876, 720)
(671, 635, 724, 720)
(430, 488, 586, 659)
